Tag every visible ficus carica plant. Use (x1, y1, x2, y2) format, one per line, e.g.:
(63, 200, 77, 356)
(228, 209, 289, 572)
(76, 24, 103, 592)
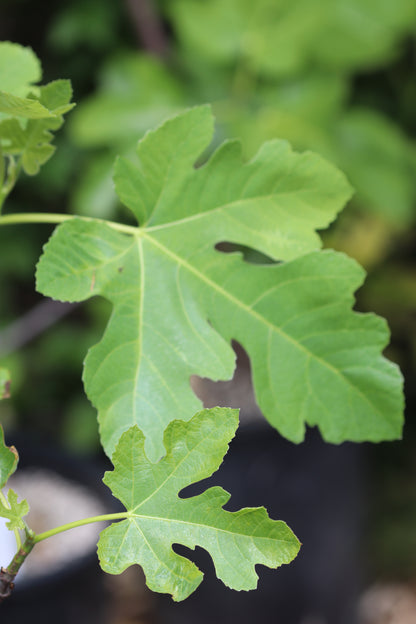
(0, 42, 404, 602)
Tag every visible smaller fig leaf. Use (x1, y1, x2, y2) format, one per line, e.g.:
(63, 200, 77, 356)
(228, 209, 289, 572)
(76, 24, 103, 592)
(98, 407, 300, 601)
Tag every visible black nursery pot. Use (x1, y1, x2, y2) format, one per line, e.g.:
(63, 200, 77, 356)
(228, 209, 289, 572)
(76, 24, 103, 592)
(158, 420, 363, 624)
(1, 431, 118, 624)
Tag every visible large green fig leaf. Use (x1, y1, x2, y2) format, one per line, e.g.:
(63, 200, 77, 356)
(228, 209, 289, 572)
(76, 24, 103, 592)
(98, 407, 300, 600)
(36, 106, 403, 460)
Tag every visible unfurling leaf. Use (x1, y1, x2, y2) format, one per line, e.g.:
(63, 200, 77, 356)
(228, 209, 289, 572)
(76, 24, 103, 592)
(0, 425, 18, 488)
(0, 91, 55, 119)
(0, 80, 75, 175)
(98, 408, 300, 600)
(36, 106, 404, 461)
(0, 41, 75, 180)
(0, 489, 29, 531)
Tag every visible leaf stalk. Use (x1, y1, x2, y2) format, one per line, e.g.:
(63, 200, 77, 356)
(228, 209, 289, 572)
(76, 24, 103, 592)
(33, 511, 129, 543)
(0, 212, 138, 235)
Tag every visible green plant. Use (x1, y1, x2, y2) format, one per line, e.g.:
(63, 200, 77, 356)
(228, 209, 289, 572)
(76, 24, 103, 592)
(0, 42, 404, 603)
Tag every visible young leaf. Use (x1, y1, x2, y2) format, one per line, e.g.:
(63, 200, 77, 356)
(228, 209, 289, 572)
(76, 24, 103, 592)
(98, 407, 300, 601)
(0, 92, 54, 119)
(0, 42, 41, 97)
(0, 80, 75, 175)
(0, 425, 18, 488)
(0, 80, 74, 121)
(36, 106, 403, 460)
(0, 489, 29, 531)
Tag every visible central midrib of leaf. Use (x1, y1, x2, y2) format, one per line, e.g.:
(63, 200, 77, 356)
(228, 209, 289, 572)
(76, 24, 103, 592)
(133, 237, 145, 426)
(140, 228, 380, 416)
(128, 514, 293, 543)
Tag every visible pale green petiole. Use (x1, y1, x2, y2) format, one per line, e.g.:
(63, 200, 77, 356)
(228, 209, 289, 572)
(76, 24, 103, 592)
(32, 511, 129, 543)
(0, 212, 138, 235)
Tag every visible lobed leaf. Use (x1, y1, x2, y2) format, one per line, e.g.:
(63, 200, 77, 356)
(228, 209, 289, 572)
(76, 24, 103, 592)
(98, 407, 300, 600)
(36, 106, 404, 461)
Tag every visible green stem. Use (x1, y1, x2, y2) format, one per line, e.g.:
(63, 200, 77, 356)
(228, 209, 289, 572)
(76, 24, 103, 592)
(0, 212, 138, 235)
(33, 511, 129, 543)
(0, 511, 129, 601)
(0, 529, 35, 602)
(5, 528, 35, 575)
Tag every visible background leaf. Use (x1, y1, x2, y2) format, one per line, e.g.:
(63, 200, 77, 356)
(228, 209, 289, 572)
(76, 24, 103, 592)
(98, 407, 300, 600)
(168, 0, 416, 77)
(69, 54, 185, 149)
